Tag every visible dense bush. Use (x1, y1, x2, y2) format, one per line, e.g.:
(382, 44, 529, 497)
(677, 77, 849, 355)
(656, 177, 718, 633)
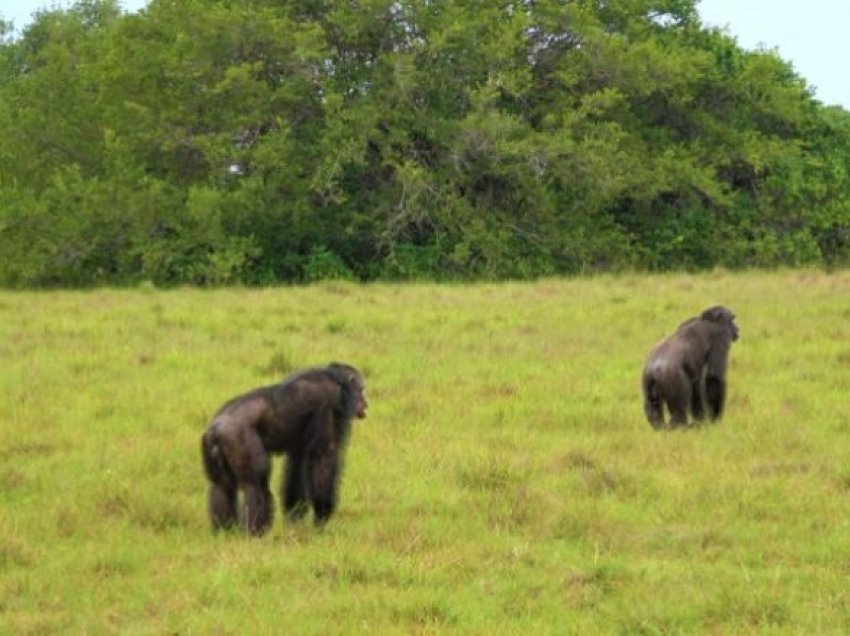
(1, 0, 849, 286)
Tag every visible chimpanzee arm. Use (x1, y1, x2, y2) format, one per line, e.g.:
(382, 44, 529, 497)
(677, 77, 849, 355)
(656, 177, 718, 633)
(305, 408, 342, 525)
(705, 342, 730, 420)
(282, 453, 309, 520)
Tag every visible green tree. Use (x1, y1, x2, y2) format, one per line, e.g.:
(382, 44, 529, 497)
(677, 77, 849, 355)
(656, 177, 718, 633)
(0, 0, 848, 285)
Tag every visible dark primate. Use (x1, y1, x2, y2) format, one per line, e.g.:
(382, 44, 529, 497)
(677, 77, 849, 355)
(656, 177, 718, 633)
(642, 306, 739, 429)
(201, 363, 367, 534)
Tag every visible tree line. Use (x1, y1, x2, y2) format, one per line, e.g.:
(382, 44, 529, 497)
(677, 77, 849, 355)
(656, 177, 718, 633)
(1, 0, 849, 286)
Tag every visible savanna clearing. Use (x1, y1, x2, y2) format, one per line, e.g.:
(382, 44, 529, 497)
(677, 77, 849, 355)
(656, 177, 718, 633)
(1, 270, 849, 633)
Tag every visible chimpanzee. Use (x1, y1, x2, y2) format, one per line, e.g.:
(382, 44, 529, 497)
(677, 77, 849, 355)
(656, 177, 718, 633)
(642, 306, 739, 429)
(201, 363, 367, 534)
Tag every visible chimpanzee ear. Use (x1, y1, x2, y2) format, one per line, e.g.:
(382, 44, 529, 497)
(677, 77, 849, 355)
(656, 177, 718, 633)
(701, 306, 724, 323)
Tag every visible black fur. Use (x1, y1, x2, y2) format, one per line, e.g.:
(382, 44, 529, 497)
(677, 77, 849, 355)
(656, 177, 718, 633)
(642, 306, 739, 429)
(200, 362, 367, 534)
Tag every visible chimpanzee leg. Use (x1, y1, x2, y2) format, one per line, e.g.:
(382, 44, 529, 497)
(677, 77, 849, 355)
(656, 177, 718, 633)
(243, 440, 273, 535)
(668, 378, 691, 428)
(208, 481, 238, 531)
(690, 378, 706, 422)
(202, 425, 238, 531)
(282, 453, 309, 520)
(668, 403, 689, 427)
(243, 477, 273, 535)
(220, 428, 273, 536)
(643, 380, 665, 429)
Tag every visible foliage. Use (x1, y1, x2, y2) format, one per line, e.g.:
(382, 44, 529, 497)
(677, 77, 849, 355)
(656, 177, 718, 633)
(2, 272, 850, 631)
(0, 0, 849, 286)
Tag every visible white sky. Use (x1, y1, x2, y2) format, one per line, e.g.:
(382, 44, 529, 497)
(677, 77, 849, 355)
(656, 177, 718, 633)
(2, 0, 849, 109)
(698, 0, 850, 108)
(2, 0, 148, 31)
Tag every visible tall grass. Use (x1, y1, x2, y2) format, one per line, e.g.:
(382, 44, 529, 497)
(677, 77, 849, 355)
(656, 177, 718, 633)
(1, 270, 849, 633)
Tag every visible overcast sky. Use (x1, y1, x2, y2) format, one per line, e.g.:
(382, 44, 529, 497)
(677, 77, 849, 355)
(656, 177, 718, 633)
(1, 0, 148, 32)
(698, 0, 850, 109)
(3, 0, 849, 109)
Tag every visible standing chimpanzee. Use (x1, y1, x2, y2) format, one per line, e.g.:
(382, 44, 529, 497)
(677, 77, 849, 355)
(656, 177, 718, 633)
(641, 306, 739, 429)
(201, 362, 367, 534)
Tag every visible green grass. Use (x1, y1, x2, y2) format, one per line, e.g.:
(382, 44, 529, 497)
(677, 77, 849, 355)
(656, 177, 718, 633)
(2, 270, 850, 633)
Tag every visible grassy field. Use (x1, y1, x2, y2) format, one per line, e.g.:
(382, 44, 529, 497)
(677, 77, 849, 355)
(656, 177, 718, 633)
(1, 270, 849, 634)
